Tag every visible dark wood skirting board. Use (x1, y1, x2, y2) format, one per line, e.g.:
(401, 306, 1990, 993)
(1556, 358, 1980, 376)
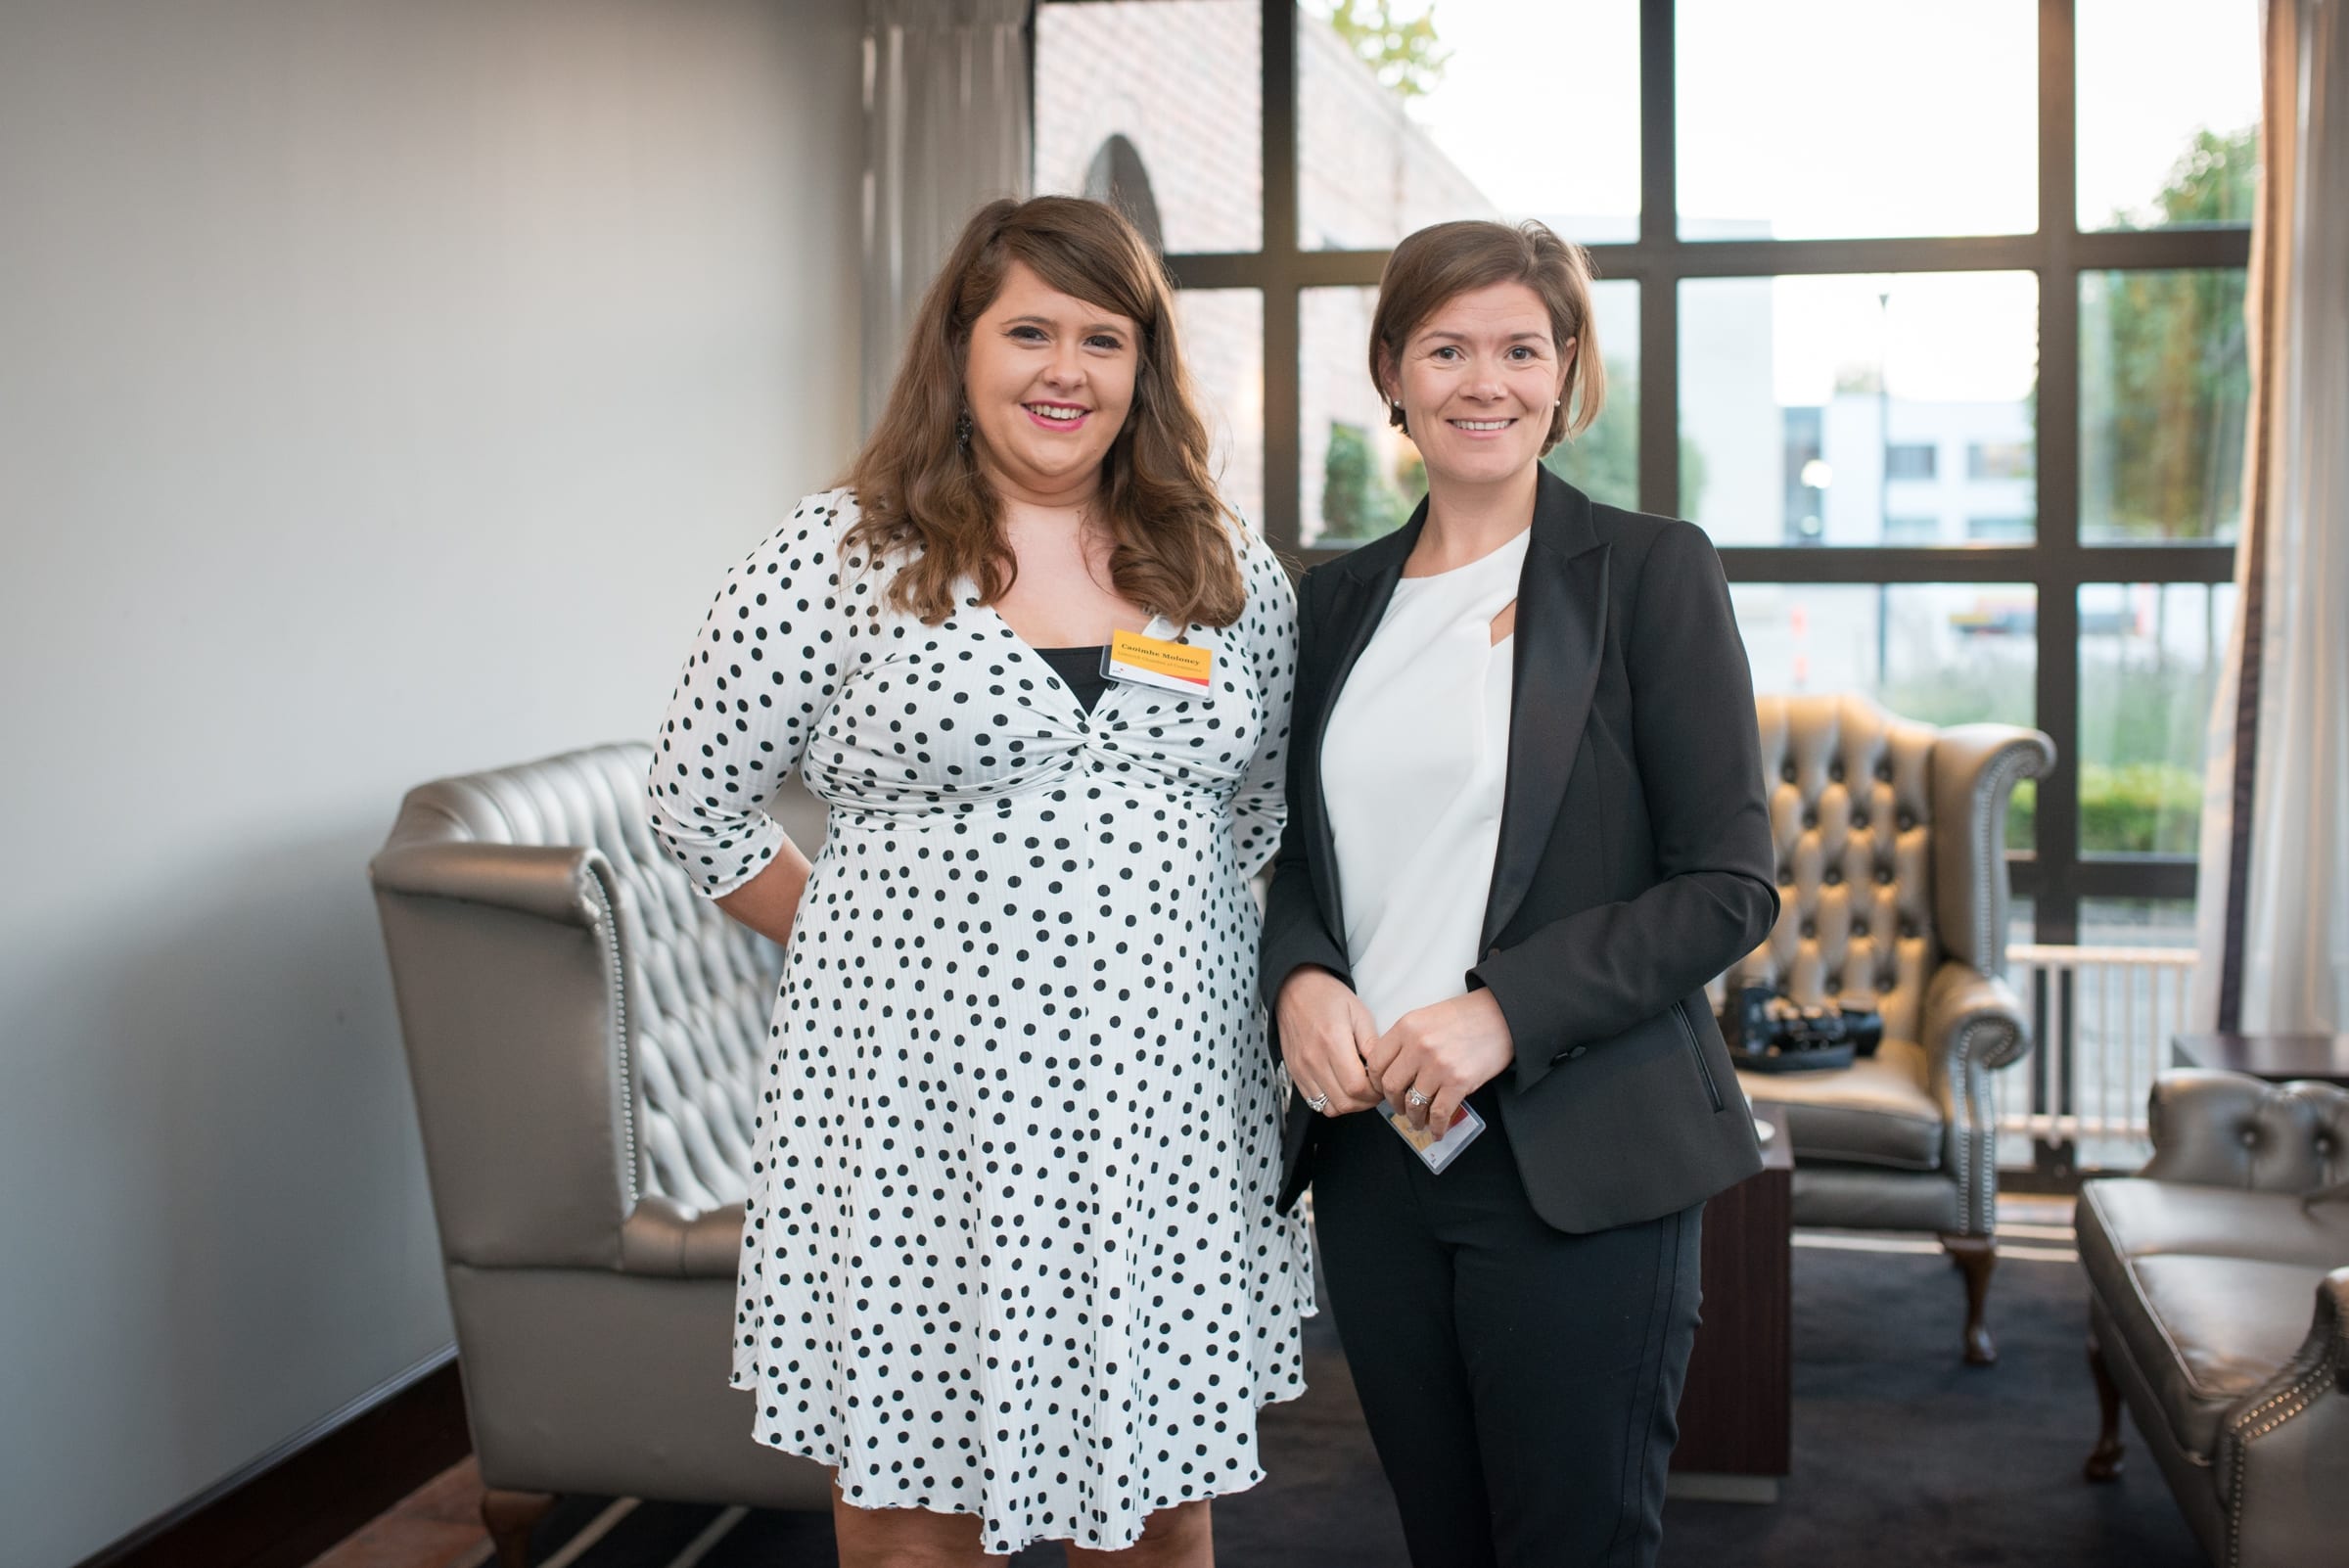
(72, 1344, 470, 1568)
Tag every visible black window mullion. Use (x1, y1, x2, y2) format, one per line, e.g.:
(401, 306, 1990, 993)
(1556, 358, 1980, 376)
(1259, 0, 1301, 552)
(2033, 0, 2084, 945)
(1637, 0, 1678, 514)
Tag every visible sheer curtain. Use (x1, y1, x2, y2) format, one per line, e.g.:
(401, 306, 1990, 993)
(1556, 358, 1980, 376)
(860, 0, 1032, 433)
(2194, 0, 2349, 1033)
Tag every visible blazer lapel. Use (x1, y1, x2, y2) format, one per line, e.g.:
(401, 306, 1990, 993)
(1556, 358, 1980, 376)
(1480, 472, 1609, 953)
(1308, 504, 1424, 949)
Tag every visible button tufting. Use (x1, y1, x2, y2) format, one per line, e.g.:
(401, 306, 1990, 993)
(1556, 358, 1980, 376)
(1875, 867, 1895, 885)
(1781, 762, 1797, 783)
(1829, 761, 1845, 782)
(1876, 762, 1893, 781)
(2240, 1127, 2261, 1148)
(1852, 919, 1869, 937)
(1851, 812, 1869, 828)
(1824, 869, 1843, 885)
(1825, 977, 1841, 992)
(1803, 809, 1819, 829)
(1801, 920, 1818, 939)
(1897, 811, 1915, 830)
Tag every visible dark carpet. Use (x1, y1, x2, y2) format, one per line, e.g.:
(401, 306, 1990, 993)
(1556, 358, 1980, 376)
(519, 1235, 2204, 1567)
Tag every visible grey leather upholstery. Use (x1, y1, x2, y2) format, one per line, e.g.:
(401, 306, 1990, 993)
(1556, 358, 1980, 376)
(2079, 1072, 2349, 1568)
(371, 743, 831, 1510)
(1729, 695, 2052, 1243)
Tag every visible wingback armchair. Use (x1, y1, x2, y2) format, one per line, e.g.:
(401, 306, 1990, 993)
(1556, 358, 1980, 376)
(369, 743, 831, 1566)
(1727, 694, 2054, 1363)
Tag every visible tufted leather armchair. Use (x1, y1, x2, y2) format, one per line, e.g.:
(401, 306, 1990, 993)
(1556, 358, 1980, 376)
(370, 744, 831, 1566)
(1727, 694, 2054, 1363)
(2079, 1072, 2349, 1568)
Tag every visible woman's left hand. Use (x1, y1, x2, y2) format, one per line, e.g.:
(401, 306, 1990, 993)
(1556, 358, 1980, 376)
(1366, 990, 1516, 1132)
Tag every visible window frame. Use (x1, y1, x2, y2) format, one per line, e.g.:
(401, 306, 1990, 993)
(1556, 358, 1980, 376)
(1040, 0, 2247, 945)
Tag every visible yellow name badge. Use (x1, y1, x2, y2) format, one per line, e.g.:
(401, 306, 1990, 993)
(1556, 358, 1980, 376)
(1105, 625, 1214, 695)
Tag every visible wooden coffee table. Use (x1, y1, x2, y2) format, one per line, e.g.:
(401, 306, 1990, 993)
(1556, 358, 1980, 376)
(1669, 1101, 1794, 1502)
(2171, 1033, 2349, 1087)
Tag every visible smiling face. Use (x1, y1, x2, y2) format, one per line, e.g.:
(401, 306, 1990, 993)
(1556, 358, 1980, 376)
(961, 258, 1141, 506)
(1380, 280, 1574, 493)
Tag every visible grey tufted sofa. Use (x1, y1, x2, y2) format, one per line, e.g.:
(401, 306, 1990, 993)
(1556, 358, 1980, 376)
(2079, 1071, 2349, 1568)
(370, 743, 830, 1566)
(1727, 693, 2054, 1363)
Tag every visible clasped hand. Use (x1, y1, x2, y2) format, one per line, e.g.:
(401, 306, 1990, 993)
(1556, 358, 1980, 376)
(1274, 968, 1516, 1132)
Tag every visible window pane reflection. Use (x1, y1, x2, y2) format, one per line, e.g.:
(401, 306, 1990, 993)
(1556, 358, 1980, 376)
(2079, 582, 2234, 855)
(1681, 274, 2041, 546)
(1035, 0, 1262, 254)
(2081, 270, 2248, 542)
(1677, 0, 2037, 240)
(2077, 0, 2259, 231)
(1299, 2, 1638, 251)
(1174, 290, 1266, 533)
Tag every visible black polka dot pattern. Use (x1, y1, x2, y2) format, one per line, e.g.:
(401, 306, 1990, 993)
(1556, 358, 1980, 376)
(646, 489, 1312, 1554)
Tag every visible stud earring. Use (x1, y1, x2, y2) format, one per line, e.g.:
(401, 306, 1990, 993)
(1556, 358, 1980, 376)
(1389, 399, 1407, 436)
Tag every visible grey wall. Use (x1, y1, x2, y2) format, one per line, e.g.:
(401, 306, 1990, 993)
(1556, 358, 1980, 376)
(0, 3, 863, 1561)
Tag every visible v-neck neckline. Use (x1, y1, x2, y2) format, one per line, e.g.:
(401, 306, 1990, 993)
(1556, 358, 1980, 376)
(973, 600, 1137, 722)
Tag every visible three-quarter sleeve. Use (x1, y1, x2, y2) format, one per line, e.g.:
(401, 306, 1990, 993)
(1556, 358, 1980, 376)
(647, 492, 855, 898)
(1228, 525, 1298, 883)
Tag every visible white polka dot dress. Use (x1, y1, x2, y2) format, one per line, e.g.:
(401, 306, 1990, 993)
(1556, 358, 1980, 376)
(647, 490, 1313, 1554)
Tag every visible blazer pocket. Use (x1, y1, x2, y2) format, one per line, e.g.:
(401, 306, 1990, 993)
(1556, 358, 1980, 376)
(1673, 998, 1725, 1113)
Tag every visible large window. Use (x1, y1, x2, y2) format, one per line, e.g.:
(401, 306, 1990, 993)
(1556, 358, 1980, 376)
(1034, 0, 2254, 948)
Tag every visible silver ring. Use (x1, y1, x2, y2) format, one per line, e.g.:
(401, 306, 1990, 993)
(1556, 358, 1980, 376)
(1304, 1090, 1330, 1113)
(1405, 1089, 1430, 1108)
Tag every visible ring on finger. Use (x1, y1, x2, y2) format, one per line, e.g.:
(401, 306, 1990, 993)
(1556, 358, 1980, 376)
(1303, 1088, 1331, 1113)
(1405, 1088, 1430, 1108)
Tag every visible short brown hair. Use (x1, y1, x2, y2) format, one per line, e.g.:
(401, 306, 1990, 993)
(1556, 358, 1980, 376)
(840, 196, 1243, 627)
(1367, 219, 1605, 454)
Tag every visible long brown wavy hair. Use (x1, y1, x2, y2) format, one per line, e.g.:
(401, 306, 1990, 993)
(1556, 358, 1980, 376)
(840, 196, 1245, 627)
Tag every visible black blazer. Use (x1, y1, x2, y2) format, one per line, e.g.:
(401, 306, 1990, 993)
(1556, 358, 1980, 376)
(1259, 469, 1779, 1234)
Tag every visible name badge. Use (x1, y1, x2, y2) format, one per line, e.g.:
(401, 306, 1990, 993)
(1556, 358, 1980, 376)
(1384, 1100, 1487, 1174)
(1104, 620, 1213, 695)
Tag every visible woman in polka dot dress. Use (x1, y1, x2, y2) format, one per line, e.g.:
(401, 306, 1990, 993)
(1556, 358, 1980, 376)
(648, 197, 1310, 1566)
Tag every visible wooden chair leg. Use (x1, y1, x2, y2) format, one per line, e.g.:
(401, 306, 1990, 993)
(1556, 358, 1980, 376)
(482, 1489, 557, 1568)
(1940, 1232, 1999, 1365)
(2085, 1335, 2127, 1481)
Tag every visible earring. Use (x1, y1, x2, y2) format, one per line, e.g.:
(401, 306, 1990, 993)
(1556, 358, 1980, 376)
(1389, 399, 1407, 436)
(955, 408, 972, 447)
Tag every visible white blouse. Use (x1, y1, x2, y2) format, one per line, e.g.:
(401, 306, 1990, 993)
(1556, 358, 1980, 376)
(1322, 526, 1530, 1035)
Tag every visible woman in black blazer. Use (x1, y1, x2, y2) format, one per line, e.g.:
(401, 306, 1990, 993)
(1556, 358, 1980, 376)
(1260, 220, 1779, 1568)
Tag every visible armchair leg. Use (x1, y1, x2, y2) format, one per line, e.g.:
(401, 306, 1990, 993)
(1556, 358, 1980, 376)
(2085, 1335, 2127, 1482)
(1939, 1232, 1999, 1365)
(482, 1489, 557, 1568)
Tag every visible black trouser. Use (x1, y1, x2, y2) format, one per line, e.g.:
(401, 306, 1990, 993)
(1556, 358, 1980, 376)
(1312, 1092, 1703, 1568)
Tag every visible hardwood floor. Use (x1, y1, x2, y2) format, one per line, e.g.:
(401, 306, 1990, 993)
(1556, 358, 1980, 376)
(301, 1457, 489, 1568)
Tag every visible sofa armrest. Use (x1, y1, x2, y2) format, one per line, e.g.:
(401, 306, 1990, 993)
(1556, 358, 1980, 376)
(1927, 724, 2053, 977)
(2141, 1071, 2349, 1192)
(371, 839, 613, 928)
(620, 1194, 746, 1278)
(1921, 962, 2030, 1077)
(1920, 960, 2028, 1236)
(372, 855, 634, 1270)
(2214, 1268, 2349, 1568)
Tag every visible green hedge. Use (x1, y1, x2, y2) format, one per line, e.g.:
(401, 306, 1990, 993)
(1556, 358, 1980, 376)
(2004, 762, 2203, 854)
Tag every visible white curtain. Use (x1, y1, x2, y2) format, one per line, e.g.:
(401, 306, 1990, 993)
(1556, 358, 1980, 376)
(2193, 0, 2349, 1033)
(861, 0, 1033, 433)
